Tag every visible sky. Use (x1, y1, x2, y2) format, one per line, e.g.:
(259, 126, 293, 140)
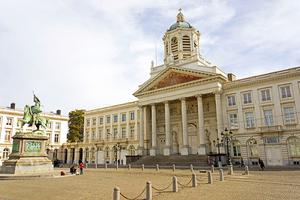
(0, 0, 300, 115)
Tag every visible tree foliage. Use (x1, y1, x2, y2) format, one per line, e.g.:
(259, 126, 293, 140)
(67, 109, 85, 142)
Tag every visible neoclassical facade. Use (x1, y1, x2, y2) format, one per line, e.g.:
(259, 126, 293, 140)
(64, 11, 300, 166)
(0, 103, 68, 165)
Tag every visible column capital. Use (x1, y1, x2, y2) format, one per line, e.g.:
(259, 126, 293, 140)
(196, 94, 203, 99)
(180, 97, 186, 102)
(164, 100, 169, 104)
(213, 88, 223, 95)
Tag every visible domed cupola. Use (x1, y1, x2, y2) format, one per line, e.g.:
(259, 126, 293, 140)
(163, 9, 200, 65)
(168, 10, 193, 31)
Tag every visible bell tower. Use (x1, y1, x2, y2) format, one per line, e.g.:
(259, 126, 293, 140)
(163, 9, 200, 65)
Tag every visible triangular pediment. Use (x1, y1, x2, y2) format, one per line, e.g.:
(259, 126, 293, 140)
(134, 67, 215, 96)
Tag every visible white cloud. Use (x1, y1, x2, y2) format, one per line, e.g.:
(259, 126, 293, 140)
(0, 0, 299, 114)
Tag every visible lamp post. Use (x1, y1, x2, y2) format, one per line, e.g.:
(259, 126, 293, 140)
(213, 137, 222, 168)
(221, 128, 233, 166)
(114, 143, 120, 167)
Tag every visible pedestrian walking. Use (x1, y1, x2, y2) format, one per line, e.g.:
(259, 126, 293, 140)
(258, 158, 265, 171)
(79, 162, 85, 175)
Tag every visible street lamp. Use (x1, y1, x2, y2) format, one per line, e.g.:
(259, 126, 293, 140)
(213, 137, 222, 167)
(114, 143, 121, 166)
(221, 128, 233, 166)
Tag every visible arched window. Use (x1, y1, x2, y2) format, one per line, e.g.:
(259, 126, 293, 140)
(287, 137, 300, 157)
(105, 146, 110, 160)
(91, 147, 95, 161)
(53, 149, 58, 160)
(3, 148, 9, 159)
(171, 37, 178, 60)
(85, 148, 89, 162)
(128, 145, 136, 156)
(182, 35, 191, 58)
(247, 138, 259, 157)
(231, 140, 241, 157)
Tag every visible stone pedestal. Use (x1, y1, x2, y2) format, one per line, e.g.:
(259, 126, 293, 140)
(1, 131, 53, 175)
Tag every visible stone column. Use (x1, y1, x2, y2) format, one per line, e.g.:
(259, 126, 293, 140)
(215, 91, 223, 139)
(164, 101, 171, 155)
(126, 111, 130, 139)
(180, 98, 188, 155)
(74, 147, 79, 164)
(67, 148, 72, 164)
(197, 95, 206, 155)
(150, 104, 157, 156)
(138, 106, 144, 155)
(134, 109, 138, 141)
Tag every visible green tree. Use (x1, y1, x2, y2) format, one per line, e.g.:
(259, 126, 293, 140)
(67, 109, 85, 142)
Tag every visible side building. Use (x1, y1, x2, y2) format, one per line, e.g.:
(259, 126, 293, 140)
(0, 103, 68, 165)
(62, 102, 140, 165)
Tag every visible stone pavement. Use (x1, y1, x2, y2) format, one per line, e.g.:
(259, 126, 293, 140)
(0, 168, 299, 200)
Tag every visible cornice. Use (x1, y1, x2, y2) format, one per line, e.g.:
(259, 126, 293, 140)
(224, 66, 300, 90)
(136, 74, 227, 98)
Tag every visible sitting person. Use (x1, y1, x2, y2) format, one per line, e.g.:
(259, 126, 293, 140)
(60, 171, 66, 176)
(70, 165, 76, 174)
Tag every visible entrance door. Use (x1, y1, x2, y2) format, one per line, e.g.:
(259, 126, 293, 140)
(266, 146, 283, 166)
(188, 135, 198, 154)
(158, 135, 165, 155)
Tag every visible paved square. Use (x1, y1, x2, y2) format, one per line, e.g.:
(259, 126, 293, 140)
(0, 168, 300, 200)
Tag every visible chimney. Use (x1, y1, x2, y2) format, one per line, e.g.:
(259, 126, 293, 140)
(56, 109, 61, 115)
(10, 103, 16, 109)
(227, 73, 236, 82)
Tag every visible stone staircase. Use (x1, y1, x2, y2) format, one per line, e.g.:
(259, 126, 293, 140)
(131, 155, 209, 167)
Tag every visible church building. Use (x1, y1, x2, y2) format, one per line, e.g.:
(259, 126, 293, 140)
(63, 11, 300, 167)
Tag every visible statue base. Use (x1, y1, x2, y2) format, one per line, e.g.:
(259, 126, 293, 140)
(0, 131, 53, 175)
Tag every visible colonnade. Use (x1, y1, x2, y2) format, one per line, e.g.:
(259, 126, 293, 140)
(138, 93, 223, 156)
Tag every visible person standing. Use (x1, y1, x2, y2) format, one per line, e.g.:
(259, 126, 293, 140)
(79, 162, 85, 175)
(258, 158, 265, 171)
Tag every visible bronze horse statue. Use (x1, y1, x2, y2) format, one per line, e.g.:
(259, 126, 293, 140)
(21, 95, 49, 131)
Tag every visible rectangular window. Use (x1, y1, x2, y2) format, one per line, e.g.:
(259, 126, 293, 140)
(92, 118, 96, 126)
(91, 131, 95, 140)
(122, 127, 126, 138)
(261, 89, 271, 101)
(55, 122, 61, 130)
(113, 115, 118, 123)
(280, 85, 292, 99)
(283, 107, 296, 124)
(99, 117, 103, 125)
(106, 116, 111, 124)
(263, 109, 274, 126)
(98, 129, 102, 140)
(121, 114, 126, 122)
(113, 128, 118, 139)
(54, 134, 59, 143)
(229, 113, 238, 129)
(47, 121, 52, 129)
(106, 128, 110, 140)
(264, 136, 279, 144)
(86, 119, 90, 126)
(5, 130, 11, 141)
(6, 117, 13, 126)
(130, 112, 135, 120)
(130, 126, 135, 138)
(243, 92, 252, 104)
(245, 112, 255, 128)
(227, 95, 236, 106)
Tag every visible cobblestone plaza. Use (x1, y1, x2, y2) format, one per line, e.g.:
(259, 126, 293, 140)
(0, 168, 299, 200)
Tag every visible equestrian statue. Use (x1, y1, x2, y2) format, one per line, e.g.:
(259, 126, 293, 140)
(21, 94, 49, 132)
